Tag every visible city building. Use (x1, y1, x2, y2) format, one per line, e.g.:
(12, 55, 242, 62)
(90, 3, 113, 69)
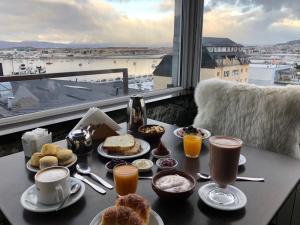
(200, 37, 249, 82)
(153, 37, 250, 89)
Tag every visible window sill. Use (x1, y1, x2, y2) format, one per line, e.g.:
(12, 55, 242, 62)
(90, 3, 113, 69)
(0, 87, 189, 136)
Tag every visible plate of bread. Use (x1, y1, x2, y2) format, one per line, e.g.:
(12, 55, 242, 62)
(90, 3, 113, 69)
(26, 143, 77, 173)
(90, 193, 164, 225)
(97, 134, 151, 159)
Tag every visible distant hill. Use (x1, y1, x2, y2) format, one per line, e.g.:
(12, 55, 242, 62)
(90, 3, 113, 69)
(276, 39, 300, 46)
(0, 41, 113, 49)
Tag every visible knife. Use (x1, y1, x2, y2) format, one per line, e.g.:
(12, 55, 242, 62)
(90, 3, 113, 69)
(74, 173, 106, 194)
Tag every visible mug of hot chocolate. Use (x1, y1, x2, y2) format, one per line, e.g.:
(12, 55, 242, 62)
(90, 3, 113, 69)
(35, 166, 70, 205)
(208, 136, 242, 205)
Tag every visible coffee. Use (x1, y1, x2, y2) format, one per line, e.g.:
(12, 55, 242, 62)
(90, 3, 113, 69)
(209, 136, 242, 187)
(36, 168, 67, 183)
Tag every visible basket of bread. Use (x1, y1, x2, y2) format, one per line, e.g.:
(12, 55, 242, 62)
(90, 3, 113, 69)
(27, 143, 77, 172)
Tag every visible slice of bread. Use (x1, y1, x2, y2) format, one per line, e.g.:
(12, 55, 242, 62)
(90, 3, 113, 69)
(123, 139, 141, 156)
(103, 134, 135, 154)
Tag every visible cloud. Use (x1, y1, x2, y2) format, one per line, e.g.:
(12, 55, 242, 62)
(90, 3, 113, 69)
(159, 0, 174, 12)
(0, 0, 174, 46)
(203, 0, 300, 45)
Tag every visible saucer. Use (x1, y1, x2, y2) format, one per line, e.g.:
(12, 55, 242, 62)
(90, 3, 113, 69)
(198, 183, 247, 211)
(239, 154, 246, 166)
(20, 177, 85, 212)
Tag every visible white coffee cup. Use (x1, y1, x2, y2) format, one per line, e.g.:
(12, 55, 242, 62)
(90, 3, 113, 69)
(35, 166, 70, 205)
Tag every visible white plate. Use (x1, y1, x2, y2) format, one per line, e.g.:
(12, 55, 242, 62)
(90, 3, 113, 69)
(90, 208, 164, 225)
(173, 127, 211, 140)
(198, 183, 247, 211)
(26, 154, 78, 173)
(97, 138, 151, 159)
(239, 154, 246, 166)
(20, 177, 85, 213)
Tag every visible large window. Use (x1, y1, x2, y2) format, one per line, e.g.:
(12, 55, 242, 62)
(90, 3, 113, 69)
(0, 0, 182, 123)
(201, 0, 300, 86)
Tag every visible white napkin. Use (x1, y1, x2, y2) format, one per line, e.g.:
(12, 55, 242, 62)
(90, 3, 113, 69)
(72, 107, 121, 131)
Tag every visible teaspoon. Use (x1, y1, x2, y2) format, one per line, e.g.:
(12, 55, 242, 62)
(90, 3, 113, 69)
(197, 173, 265, 182)
(56, 183, 81, 211)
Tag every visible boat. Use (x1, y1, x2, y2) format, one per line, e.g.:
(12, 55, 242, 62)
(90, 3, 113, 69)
(46, 62, 53, 65)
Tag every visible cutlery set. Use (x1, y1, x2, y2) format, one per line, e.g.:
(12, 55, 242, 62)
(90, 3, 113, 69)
(74, 163, 114, 195)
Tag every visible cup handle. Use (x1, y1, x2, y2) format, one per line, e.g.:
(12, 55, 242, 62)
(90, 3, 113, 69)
(55, 184, 65, 203)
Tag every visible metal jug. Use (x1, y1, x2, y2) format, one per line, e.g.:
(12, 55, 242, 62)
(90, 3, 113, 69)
(66, 129, 93, 155)
(127, 94, 147, 132)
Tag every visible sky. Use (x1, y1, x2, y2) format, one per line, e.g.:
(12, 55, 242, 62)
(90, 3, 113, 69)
(1, 0, 300, 46)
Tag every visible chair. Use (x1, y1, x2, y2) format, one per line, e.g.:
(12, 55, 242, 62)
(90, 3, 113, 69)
(193, 79, 300, 158)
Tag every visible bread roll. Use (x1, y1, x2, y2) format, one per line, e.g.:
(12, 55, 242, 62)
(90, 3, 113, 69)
(100, 206, 143, 225)
(57, 149, 74, 166)
(115, 194, 150, 225)
(41, 144, 59, 156)
(30, 152, 43, 167)
(39, 156, 58, 169)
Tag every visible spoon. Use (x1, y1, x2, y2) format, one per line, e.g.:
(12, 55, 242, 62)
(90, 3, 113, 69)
(76, 164, 113, 189)
(56, 183, 81, 211)
(139, 176, 153, 180)
(197, 173, 265, 182)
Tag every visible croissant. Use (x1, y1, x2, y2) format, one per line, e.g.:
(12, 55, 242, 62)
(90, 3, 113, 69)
(99, 206, 143, 225)
(115, 194, 150, 225)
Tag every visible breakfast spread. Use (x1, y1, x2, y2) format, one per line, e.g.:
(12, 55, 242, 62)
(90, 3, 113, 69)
(154, 143, 169, 156)
(132, 159, 153, 170)
(30, 144, 75, 169)
(155, 174, 192, 193)
(100, 194, 150, 225)
(102, 134, 141, 156)
(177, 126, 205, 137)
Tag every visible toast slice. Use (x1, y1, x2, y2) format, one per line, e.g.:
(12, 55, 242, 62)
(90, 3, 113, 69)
(123, 139, 141, 156)
(103, 134, 135, 154)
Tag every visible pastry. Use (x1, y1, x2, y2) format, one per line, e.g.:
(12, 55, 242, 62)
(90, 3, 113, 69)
(115, 194, 150, 225)
(41, 143, 59, 156)
(56, 149, 74, 166)
(30, 152, 43, 167)
(99, 206, 143, 225)
(39, 156, 58, 169)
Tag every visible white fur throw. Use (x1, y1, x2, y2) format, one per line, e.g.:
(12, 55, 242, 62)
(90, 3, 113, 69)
(193, 79, 300, 159)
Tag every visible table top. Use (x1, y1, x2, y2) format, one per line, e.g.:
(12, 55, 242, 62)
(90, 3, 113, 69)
(0, 119, 300, 225)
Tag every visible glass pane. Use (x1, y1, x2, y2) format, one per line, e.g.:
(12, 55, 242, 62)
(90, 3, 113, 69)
(0, 0, 181, 118)
(202, 0, 300, 86)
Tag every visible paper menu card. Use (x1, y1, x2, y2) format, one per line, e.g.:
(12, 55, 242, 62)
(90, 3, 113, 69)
(72, 107, 121, 131)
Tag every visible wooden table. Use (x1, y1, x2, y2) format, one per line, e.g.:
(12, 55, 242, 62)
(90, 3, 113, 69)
(0, 119, 300, 225)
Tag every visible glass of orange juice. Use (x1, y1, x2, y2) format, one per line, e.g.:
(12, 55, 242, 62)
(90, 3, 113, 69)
(113, 164, 138, 196)
(183, 134, 202, 158)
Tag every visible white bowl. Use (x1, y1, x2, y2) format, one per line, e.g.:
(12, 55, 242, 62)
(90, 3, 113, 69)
(132, 159, 153, 172)
(156, 158, 178, 170)
(105, 160, 127, 173)
(151, 149, 171, 159)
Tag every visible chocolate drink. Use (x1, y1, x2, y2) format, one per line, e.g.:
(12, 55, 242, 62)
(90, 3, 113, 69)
(209, 136, 242, 188)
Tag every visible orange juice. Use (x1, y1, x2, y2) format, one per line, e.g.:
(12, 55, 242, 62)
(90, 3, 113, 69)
(183, 134, 202, 158)
(113, 165, 138, 196)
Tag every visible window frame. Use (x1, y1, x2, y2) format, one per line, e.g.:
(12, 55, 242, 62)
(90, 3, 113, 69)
(0, 0, 204, 135)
